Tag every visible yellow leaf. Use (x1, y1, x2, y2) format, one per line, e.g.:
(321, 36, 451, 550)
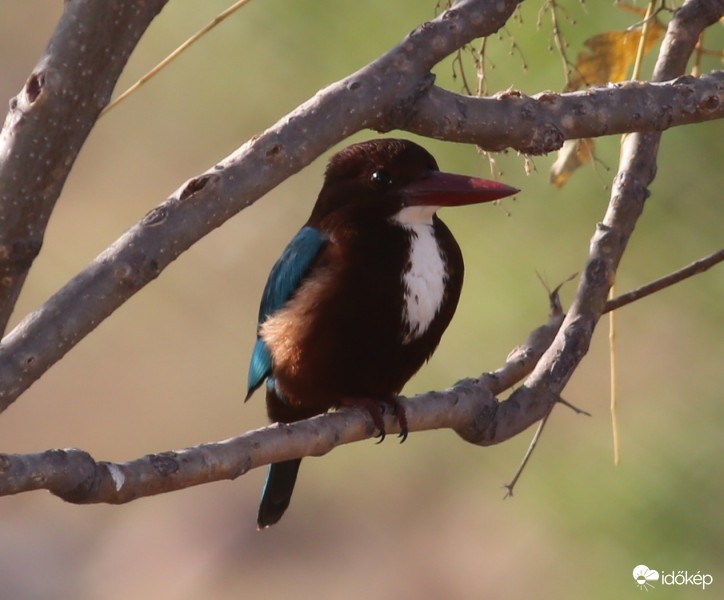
(549, 138, 595, 188)
(565, 21, 664, 91)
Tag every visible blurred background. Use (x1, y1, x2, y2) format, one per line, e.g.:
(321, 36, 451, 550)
(0, 1, 722, 598)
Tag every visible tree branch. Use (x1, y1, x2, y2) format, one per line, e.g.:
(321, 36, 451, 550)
(0, 0, 169, 334)
(485, 0, 724, 443)
(0, 0, 519, 412)
(0, 291, 565, 503)
(407, 72, 724, 154)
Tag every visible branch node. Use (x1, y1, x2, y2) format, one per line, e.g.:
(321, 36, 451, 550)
(699, 92, 720, 113)
(25, 72, 45, 104)
(141, 206, 168, 227)
(149, 452, 180, 476)
(377, 73, 436, 132)
(179, 174, 217, 201)
(46, 448, 100, 504)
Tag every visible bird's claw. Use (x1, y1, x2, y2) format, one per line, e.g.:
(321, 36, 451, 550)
(389, 399, 409, 443)
(338, 397, 408, 443)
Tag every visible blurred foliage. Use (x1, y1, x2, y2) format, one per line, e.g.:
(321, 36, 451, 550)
(564, 2, 666, 91)
(0, 1, 722, 599)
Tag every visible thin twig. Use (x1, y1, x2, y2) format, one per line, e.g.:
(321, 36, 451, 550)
(630, 0, 658, 80)
(504, 410, 551, 498)
(604, 248, 724, 314)
(547, 0, 573, 85)
(452, 49, 474, 95)
(557, 397, 591, 417)
(692, 29, 704, 77)
(101, 0, 255, 116)
(504, 247, 723, 483)
(475, 37, 488, 97)
(503, 393, 590, 498)
(613, 0, 655, 466)
(608, 286, 621, 465)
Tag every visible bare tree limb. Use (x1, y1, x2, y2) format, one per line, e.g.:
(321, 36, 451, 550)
(407, 72, 724, 154)
(0, 394, 506, 504)
(486, 0, 724, 444)
(0, 0, 169, 334)
(0, 0, 525, 413)
(0, 293, 564, 503)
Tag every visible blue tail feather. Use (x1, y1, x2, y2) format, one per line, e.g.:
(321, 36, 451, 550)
(257, 459, 302, 529)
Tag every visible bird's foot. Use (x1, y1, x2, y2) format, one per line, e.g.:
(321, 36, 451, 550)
(338, 397, 408, 443)
(386, 397, 409, 443)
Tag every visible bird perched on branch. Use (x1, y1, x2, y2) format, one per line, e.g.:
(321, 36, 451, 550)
(246, 138, 518, 528)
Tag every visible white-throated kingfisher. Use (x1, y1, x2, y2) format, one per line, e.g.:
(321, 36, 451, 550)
(246, 139, 518, 528)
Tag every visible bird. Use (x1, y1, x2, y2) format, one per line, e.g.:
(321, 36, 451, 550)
(246, 138, 518, 528)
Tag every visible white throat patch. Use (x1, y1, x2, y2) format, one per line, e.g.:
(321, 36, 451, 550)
(393, 207, 447, 344)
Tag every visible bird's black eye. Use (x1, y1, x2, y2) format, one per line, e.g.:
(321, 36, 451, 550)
(370, 169, 393, 189)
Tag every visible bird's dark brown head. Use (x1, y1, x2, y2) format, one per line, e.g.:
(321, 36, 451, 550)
(309, 138, 518, 228)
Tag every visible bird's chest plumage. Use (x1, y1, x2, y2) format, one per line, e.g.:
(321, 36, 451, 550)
(399, 222, 448, 344)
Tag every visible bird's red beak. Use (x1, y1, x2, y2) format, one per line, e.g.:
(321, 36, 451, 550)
(402, 171, 519, 207)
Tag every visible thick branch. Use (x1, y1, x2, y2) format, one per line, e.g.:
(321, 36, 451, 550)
(0, 0, 524, 412)
(0, 300, 564, 503)
(0, 399, 492, 504)
(0, 0, 169, 333)
(407, 72, 724, 154)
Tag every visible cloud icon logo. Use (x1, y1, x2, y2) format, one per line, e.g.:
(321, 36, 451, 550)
(633, 565, 660, 590)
